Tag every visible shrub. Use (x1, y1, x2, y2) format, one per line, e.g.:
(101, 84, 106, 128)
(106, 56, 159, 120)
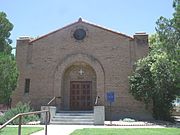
(122, 118, 136, 122)
(0, 102, 39, 125)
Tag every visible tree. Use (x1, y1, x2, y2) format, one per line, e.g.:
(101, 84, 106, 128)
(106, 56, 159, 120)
(0, 12, 13, 54)
(0, 53, 18, 104)
(0, 12, 18, 104)
(129, 57, 154, 107)
(129, 0, 180, 121)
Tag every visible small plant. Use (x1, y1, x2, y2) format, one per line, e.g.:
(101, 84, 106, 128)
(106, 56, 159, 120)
(0, 102, 39, 125)
(122, 118, 136, 122)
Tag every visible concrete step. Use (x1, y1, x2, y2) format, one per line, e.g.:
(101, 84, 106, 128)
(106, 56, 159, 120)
(57, 111, 93, 113)
(50, 111, 94, 125)
(53, 115, 93, 120)
(50, 121, 94, 125)
(52, 118, 94, 122)
(55, 111, 94, 116)
(55, 113, 93, 116)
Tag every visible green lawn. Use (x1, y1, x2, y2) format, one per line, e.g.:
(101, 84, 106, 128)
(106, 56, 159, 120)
(0, 127, 43, 135)
(70, 128, 180, 135)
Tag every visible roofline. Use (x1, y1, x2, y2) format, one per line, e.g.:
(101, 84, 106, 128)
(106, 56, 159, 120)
(83, 19, 133, 40)
(30, 18, 133, 43)
(30, 20, 79, 43)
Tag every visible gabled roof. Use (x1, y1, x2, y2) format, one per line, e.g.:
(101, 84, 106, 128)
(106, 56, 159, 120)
(30, 18, 133, 43)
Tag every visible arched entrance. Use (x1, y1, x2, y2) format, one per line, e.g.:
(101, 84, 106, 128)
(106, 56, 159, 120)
(53, 53, 105, 111)
(62, 62, 96, 110)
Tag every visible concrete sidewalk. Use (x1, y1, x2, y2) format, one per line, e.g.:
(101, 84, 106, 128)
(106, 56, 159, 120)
(30, 124, 166, 135)
(31, 125, 93, 135)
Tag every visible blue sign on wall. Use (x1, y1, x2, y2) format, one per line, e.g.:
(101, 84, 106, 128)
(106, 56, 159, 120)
(107, 92, 115, 103)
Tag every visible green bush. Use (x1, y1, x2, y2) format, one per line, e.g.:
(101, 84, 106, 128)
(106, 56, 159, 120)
(0, 102, 39, 125)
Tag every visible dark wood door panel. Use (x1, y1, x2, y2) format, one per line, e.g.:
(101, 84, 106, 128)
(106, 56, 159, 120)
(70, 81, 92, 110)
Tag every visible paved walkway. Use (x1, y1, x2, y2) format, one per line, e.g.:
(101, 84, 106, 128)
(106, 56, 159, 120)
(31, 125, 92, 135)
(30, 122, 167, 135)
(4, 120, 179, 135)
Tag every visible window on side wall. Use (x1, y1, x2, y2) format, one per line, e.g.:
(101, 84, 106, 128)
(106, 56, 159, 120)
(24, 78, 30, 94)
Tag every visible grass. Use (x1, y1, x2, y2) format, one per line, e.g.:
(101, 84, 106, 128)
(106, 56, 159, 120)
(0, 127, 43, 135)
(70, 128, 180, 135)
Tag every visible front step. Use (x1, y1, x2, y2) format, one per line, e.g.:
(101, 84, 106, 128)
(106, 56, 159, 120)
(50, 111, 94, 125)
(50, 121, 94, 125)
(56, 111, 93, 116)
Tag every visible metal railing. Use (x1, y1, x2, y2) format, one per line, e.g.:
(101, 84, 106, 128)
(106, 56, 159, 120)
(94, 96, 100, 105)
(47, 96, 61, 106)
(0, 110, 50, 135)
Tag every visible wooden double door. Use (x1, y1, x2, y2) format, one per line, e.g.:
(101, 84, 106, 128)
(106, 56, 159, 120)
(70, 81, 93, 110)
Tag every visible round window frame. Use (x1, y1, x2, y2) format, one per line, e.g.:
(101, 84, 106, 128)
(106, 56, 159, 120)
(73, 28, 86, 40)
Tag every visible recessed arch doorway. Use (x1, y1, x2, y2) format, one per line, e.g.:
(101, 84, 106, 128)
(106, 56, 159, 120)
(62, 62, 96, 110)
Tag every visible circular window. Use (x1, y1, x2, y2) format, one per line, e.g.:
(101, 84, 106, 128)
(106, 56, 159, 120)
(73, 28, 86, 40)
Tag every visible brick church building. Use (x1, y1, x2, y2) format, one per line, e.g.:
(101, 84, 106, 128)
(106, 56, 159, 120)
(11, 18, 152, 120)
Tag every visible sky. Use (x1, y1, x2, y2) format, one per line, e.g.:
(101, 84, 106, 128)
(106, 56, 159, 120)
(0, 0, 174, 50)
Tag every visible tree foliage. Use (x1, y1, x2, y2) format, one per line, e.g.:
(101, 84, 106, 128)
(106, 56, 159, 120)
(129, 0, 180, 121)
(0, 12, 13, 54)
(0, 12, 18, 104)
(0, 53, 18, 103)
